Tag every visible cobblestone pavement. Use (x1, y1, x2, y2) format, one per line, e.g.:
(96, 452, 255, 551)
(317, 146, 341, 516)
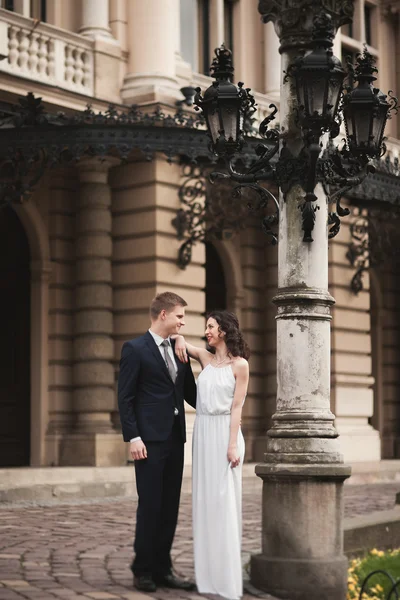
(0, 483, 399, 600)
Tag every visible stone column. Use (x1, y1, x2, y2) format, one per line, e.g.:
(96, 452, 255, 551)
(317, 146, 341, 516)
(178, 0, 198, 76)
(79, 0, 113, 40)
(209, 0, 224, 51)
(250, 3, 351, 600)
(264, 22, 280, 101)
(121, 0, 180, 104)
(78, 0, 122, 104)
(61, 158, 124, 466)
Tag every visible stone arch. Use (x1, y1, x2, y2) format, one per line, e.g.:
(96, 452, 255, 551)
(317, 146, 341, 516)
(211, 239, 245, 321)
(13, 201, 52, 466)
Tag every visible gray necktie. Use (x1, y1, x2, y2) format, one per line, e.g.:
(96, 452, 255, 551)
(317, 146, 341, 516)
(161, 340, 177, 383)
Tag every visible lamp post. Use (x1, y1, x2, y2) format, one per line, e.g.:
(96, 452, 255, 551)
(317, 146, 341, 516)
(194, 1, 397, 599)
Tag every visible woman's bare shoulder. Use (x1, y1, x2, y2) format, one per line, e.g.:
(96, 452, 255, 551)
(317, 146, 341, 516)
(231, 356, 249, 373)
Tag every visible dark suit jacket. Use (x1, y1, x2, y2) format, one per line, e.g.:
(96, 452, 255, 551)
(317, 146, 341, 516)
(118, 331, 197, 443)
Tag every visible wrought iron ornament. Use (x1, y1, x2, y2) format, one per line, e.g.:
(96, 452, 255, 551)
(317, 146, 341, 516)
(346, 205, 400, 294)
(172, 162, 279, 269)
(0, 92, 209, 204)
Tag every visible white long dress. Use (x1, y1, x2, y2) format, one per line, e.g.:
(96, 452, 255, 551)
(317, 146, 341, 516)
(192, 363, 245, 600)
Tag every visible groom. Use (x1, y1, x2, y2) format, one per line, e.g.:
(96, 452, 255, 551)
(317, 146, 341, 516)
(118, 291, 196, 593)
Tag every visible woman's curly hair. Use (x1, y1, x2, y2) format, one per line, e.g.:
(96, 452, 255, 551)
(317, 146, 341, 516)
(207, 310, 250, 360)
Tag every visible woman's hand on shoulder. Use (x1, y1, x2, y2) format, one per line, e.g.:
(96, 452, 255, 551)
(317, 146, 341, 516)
(173, 335, 188, 363)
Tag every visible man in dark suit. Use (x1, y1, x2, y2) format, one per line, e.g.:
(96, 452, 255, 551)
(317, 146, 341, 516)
(118, 291, 197, 593)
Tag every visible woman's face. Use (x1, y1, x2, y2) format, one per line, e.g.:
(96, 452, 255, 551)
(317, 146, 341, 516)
(205, 317, 223, 347)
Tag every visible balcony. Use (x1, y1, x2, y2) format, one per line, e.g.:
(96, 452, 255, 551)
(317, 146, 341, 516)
(0, 8, 94, 96)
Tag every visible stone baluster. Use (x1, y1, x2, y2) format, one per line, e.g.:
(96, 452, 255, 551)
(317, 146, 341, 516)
(28, 31, 39, 74)
(18, 29, 30, 71)
(37, 35, 48, 76)
(8, 26, 19, 68)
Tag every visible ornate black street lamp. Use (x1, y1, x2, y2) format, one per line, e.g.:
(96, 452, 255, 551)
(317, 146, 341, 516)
(342, 49, 394, 158)
(289, 14, 346, 136)
(194, 17, 398, 243)
(195, 45, 256, 156)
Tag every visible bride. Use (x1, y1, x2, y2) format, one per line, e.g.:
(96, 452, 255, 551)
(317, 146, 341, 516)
(174, 310, 250, 600)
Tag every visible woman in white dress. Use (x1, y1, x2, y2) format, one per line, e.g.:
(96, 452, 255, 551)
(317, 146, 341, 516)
(174, 311, 250, 600)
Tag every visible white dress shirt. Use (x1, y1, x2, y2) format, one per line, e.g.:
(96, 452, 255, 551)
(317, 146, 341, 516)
(130, 330, 178, 443)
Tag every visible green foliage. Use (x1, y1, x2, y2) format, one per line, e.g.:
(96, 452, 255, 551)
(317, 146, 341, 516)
(348, 549, 400, 600)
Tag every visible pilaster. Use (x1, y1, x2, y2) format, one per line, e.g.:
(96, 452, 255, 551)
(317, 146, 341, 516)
(329, 217, 381, 462)
(110, 158, 206, 464)
(59, 158, 125, 467)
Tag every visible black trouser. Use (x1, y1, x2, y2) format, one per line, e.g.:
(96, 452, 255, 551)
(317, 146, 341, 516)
(132, 418, 184, 578)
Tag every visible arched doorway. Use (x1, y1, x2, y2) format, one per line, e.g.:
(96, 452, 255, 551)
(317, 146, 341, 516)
(205, 242, 227, 312)
(0, 206, 30, 466)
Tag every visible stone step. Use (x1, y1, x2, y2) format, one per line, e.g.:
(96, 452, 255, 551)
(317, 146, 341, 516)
(0, 461, 399, 503)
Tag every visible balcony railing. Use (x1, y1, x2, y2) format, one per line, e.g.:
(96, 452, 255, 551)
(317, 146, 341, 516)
(0, 9, 94, 96)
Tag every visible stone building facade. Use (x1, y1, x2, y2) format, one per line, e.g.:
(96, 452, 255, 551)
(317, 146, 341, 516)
(0, 0, 399, 468)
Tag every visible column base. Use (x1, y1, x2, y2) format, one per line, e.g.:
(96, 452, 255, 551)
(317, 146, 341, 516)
(46, 433, 126, 466)
(121, 73, 181, 105)
(251, 555, 348, 600)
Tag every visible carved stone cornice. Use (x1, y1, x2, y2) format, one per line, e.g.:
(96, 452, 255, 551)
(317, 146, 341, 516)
(258, 0, 354, 51)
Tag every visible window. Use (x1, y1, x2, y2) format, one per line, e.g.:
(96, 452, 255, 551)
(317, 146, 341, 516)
(30, 0, 46, 21)
(4, 0, 14, 10)
(341, 21, 354, 39)
(364, 4, 373, 46)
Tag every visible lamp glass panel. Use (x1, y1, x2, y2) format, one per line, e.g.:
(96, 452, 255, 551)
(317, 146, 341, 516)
(353, 108, 373, 147)
(219, 101, 239, 142)
(207, 109, 222, 145)
(371, 105, 388, 151)
(327, 74, 343, 116)
(305, 75, 327, 116)
(343, 104, 354, 139)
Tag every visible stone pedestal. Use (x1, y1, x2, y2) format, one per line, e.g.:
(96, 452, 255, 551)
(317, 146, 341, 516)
(251, 464, 351, 600)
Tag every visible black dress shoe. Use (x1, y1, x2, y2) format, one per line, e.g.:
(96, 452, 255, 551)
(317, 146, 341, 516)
(134, 574, 157, 592)
(154, 573, 195, 590)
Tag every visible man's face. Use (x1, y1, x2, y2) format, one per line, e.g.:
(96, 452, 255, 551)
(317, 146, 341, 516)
(162, 305, 186, 336)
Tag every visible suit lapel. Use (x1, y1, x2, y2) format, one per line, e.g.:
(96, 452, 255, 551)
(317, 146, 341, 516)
(144, 331, 174, 383)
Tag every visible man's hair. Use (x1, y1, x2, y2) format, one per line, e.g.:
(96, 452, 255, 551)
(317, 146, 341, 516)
(150, 291, 187, 320)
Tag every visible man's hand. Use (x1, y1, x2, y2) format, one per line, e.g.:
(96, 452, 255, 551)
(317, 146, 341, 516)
(130, 439, 147, 461)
